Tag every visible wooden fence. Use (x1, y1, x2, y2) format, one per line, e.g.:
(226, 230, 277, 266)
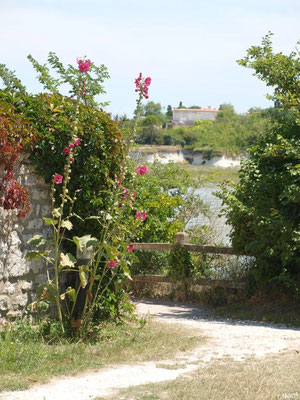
(131, 232, 246, 301)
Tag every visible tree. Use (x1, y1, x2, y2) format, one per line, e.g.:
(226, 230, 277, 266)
(217, 104, 236, 121)
(218, 34, 300, 294)
(143, 101, 162, 116)
(166, 105, 173, 119)
(136, 115, 162, 144)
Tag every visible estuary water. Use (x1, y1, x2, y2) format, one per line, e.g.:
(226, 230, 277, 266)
(187, 184, 231, 246)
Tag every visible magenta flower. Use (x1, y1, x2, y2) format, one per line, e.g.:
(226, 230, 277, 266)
(136, 211, 142, 219)
(127, 244, 134, 253)
(69, 143, 74, 149)
(135, 73, 151, 99)
(142, 211, 147, 221)
(120, 196, 126, 202)
(118, 179, 122, 188)
(135, 165, 147, 175)
(54, 174, 63, 184)
(70, 157, 74, 163)
(75, 138, 81, 146)
(77, 58, 91, 73)
(108, 260, 118, 269)
(63, 147, 70, 155)
(123, 188, 129, 196)
(132, 192, 137, 201)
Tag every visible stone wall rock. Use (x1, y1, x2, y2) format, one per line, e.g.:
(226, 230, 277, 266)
(0, 153, 52, 324)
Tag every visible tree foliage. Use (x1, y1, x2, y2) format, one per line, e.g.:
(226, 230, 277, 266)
(218, 34, 300, 293)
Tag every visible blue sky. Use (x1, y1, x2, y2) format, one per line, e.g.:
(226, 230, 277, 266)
(1, 0, 299, 116)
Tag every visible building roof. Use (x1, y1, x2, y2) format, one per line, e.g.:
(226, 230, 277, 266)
(173, 108, 219, 112)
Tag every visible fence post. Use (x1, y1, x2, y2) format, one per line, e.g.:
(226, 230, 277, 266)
(173, 231, 189, 246)
(173, 232, 189, 302)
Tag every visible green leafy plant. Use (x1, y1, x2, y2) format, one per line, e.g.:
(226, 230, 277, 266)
(218, 33, 300, 295)
(0, 54, 152, 335)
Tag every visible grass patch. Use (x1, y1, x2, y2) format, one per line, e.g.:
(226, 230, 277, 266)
(136, 145, 182, 153)
(99, 351, 300, 400)
(178, 165, 240, 184)
(0, 318, 204, 392)
(210, 299, 300, 327)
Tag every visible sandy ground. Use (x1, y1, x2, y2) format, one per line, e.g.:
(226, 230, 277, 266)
(1, 299, 299, 400)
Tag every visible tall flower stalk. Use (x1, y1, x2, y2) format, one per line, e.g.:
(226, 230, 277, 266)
(27, 57, 151, 336)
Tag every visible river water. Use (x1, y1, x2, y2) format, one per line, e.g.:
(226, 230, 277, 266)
(187, 185, 231, 246)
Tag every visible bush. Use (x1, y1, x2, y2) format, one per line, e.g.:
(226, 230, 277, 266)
(218, 34, 300, 295)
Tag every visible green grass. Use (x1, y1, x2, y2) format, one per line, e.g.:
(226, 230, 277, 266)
(98, 351, 300, 400)
(0, 318, 204, 392)
(209, 299, 300, 328)
(178, 165, 240, 184)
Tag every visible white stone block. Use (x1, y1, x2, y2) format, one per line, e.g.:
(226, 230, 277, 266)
(40, 190, 49, 200)
(26, 218, 43, 230)
(0, 297, 9, 311)
(6, 256, 29, 277)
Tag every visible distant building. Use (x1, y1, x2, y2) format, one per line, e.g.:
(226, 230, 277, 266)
(172, 107, 219, 127)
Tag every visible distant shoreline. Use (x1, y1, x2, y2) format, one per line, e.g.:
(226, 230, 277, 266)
(131, 145, 243, 168)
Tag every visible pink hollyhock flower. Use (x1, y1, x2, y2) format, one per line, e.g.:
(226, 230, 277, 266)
(63, 147, 70, 155)
(123, 188, 129, 196)
(135, 165, 147, 175)
(77, 58, 91, 73)
(135, 73, 151, 99)
(70, 157, 74, 163)
(120, 196, 125, 202)
(142, 211, 147, 221)
(136, 211, 142, 219)
(75, 138, 81, 146)
(132, 192, 137, 201)
(108, 260, 118, 269)
(54, 174, 63, 184)
(118, 179, 122, 188)
(127, 244, 134, 253)
(69, 143, 75, 149)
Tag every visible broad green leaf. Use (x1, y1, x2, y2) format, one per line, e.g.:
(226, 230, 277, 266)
(52, 208, 62, 217)
(36, 301, 49, 312)
(79, 266, 88, 289)
(27, 301, 38, 311)
(37, 283, 57, 301)
(73, 235, 99, 251)
(26, 250, 48, 260)
(59, 252, 77, 268)
(27, 235, 46, 247)
(66, 287, 76, 303)
(61, 220, 73, 230)
(43, 217, 58, 226)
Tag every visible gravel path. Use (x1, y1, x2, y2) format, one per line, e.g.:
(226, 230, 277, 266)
(1, 299, 299, 400)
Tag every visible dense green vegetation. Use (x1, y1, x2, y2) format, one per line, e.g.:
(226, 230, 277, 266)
(218, 34, 300, 296)
(130, 102, 274, 155)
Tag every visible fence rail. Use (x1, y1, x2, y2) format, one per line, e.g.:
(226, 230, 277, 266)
(133, 242, 235, 255)
(131, 232, 246, 301)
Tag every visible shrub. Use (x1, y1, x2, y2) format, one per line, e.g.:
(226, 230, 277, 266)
(218, 34, 300, 295)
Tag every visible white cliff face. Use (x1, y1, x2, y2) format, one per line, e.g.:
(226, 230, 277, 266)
(131, 149, 186, 164)
(131, 147, 241, 168)
(190, 154, 241, 167)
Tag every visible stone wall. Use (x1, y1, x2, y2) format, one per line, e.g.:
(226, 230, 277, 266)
(0, 154, 51, 324)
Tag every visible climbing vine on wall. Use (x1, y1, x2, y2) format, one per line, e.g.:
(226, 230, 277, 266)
(0, 99, 37, 217)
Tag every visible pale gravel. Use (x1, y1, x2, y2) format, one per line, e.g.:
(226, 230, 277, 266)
(1, 299, 299, 400)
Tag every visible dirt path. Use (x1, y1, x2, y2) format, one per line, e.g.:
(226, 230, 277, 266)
(1, 299, 299, 400)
